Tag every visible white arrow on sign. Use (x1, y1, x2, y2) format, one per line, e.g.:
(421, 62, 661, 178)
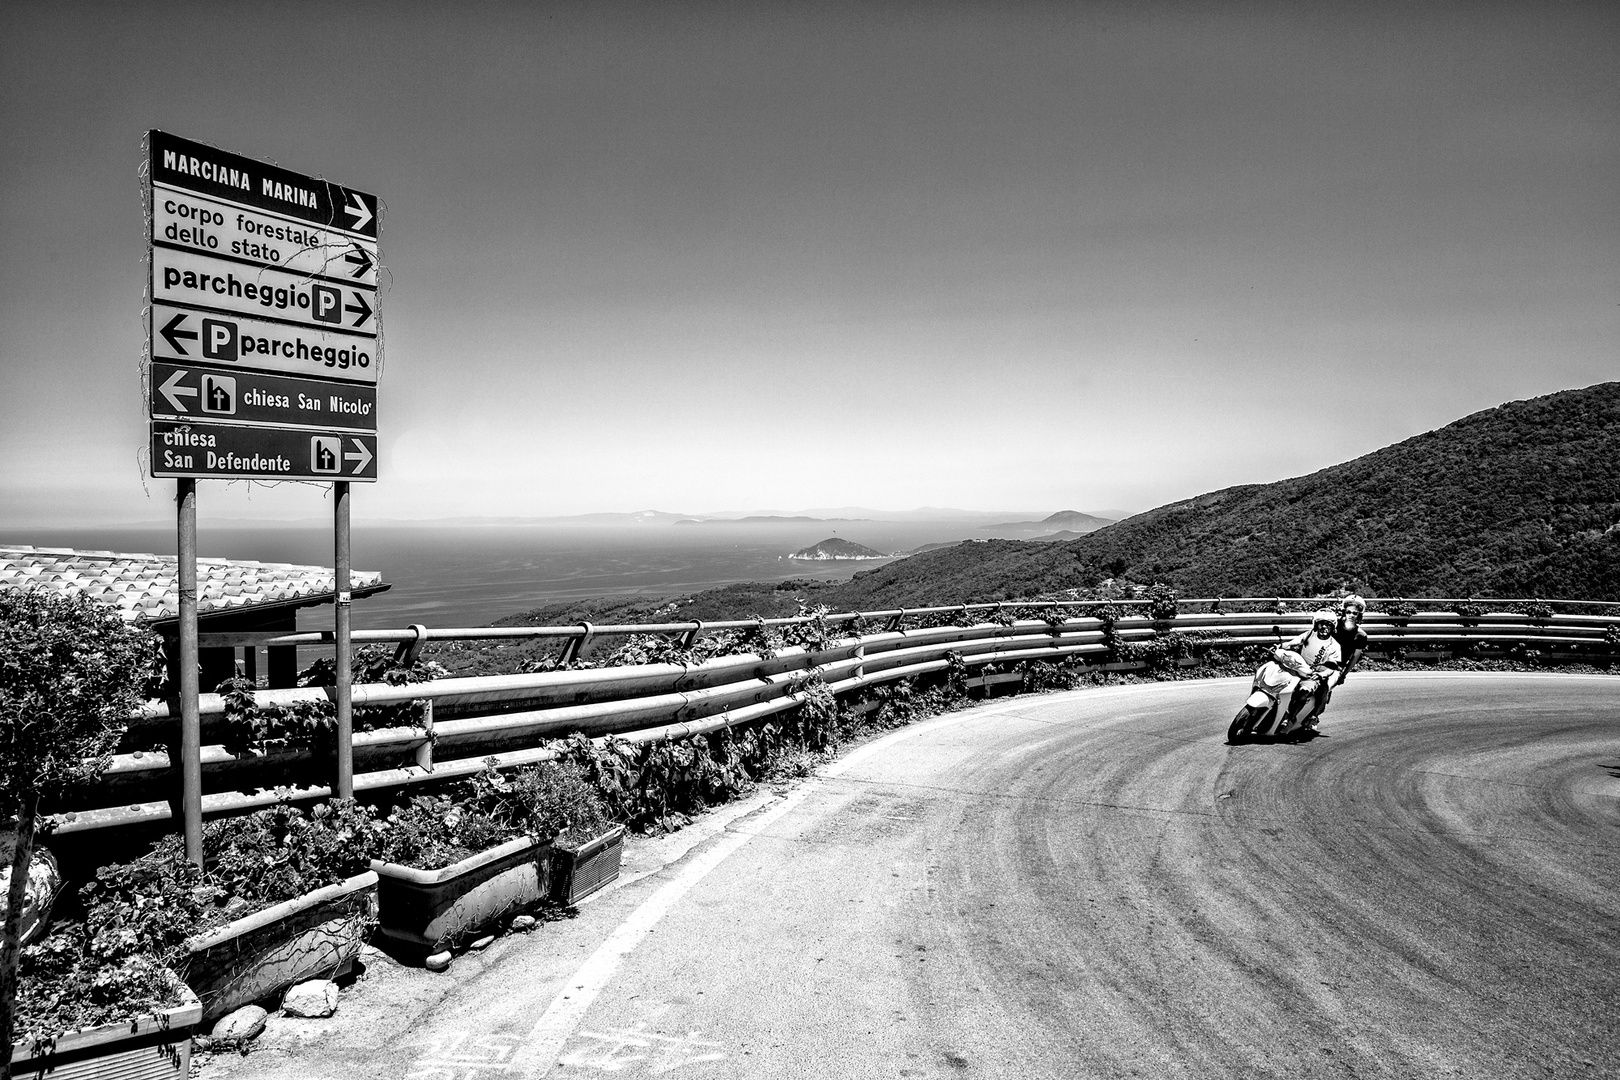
(344, 439, 374, 474)
(159, 369, 197, 413)
(345, 192, 373, 232)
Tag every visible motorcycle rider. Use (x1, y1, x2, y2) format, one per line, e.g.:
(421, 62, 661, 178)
(1273, 609, 1343, 736)
(1302, 594, 1370, 730)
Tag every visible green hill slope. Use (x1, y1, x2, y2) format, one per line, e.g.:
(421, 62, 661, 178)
(819, 381, 1620, 606)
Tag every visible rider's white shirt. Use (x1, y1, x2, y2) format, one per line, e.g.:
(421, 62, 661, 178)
(1287, 631, 1342, 671)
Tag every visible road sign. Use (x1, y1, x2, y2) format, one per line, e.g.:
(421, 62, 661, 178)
(149, 130, 378, 239)
(146, 131, 382, 482)
(150, 303, 378, 385)
(150, 422, 377, 481)
(150, 362, 377, 431)
(153, 183, 379, 288)
(152, 247, 377, 335)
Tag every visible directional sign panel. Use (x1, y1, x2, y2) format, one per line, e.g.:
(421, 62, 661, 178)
(149, 130, 378, 239)
(151, 422, 377, 481)
(150, 303, 378, 385)
(151, 362, 377, 432)
(145, 131, 382, 483)
(153, 183, 379, 288)
(152, 248, 377, 335)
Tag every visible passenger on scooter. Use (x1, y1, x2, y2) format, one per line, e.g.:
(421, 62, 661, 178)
(1306, 595, 1370, 729)
(1273, 610, 1343, 735)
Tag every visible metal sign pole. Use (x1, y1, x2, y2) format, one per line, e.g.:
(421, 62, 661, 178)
(176, 478, 203, 864)
(334, 481, 354, 798)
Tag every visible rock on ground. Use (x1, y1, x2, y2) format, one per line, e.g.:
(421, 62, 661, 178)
(425, 950, 452, 972)
(212, 1004, 268, 1043)
(281, 979, 340, 1018)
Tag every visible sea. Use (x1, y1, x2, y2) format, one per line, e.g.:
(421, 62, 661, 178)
(7, 520, 999, 631)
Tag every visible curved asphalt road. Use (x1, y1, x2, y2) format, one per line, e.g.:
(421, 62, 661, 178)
(225, 673, 1620, 1079)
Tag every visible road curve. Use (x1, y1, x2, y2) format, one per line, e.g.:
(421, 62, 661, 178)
(241, 673, 1620, 1079)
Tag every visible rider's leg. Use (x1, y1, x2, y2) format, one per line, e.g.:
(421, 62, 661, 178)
(1302, 681, 1331, 728)
(1274, 676, 1301, 733)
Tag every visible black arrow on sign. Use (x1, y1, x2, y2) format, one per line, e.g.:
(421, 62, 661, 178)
(160, 312, 198, 355)
(346, 244, 374, 278)
(345, 292, 373, 327)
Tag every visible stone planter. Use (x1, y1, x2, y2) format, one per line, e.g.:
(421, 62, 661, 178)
(551, 826, 626, 906)
(9, 979, 201, 1080)
(370, 833, 553, 958)
(182, 871, 377, 1025)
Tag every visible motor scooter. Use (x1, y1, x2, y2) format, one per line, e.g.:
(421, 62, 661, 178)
(1227, 648, 1328, 743)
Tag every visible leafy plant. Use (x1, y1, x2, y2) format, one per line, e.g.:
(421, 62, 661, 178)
(1145, 585, 1179, 622)
(0, 589, 166, 1073)
(474, 762, 616, 849)
(1383, 599, 1418, 621)
(13, 800, 377, 1046)
(213, 646, 442, 756)
(373, 793, 512, 871)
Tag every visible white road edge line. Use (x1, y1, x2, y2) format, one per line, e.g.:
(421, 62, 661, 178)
(515, 781, 813, 1076)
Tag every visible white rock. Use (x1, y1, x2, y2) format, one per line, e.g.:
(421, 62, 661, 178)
(509, 915, 537, 932)
(469, 935, 495, 951)
(425, 950, 453, 972)
(0, 847, 61, 947)
(211, 1005, 268, 1043)
(281, 979, 339, 1018)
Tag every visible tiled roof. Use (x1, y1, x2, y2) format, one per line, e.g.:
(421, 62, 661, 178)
(0, 546, 386, 623)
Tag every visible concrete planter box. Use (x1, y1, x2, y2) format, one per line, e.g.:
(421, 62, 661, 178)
(182, 871, 377, 1025)
(551, 826, 625, 906)
(10, 979, 201, 1080)
(370, 833, 553, 957)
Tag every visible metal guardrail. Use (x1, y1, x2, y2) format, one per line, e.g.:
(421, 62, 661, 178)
(54, 600, 1618, 836)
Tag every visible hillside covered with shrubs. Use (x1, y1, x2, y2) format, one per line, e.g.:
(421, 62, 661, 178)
(822, 381, 1620, 606)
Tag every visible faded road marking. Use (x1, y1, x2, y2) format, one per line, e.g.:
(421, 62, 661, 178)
(407, 1031, 526, 1078)
(557, 1023, 725, 1074)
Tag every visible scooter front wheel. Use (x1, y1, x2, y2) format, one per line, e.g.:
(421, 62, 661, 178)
(1228, 704, 1260, 743)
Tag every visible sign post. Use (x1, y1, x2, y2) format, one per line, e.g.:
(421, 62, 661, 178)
(334, 483, 353, 799)
(176, 479, 203, 865)
(145, 131, 382, 845)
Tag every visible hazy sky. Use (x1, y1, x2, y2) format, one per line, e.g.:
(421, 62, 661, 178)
(2, 1, 1615, 526)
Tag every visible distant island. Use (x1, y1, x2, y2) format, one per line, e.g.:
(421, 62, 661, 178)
(979, 510, 1113, 537)
(788, 538, 891, 561)
(677, 516, 869, 526)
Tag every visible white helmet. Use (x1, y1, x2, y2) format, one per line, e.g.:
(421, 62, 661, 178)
(1312, 609, 1338, 630)
(1340, 594, 1366, 615)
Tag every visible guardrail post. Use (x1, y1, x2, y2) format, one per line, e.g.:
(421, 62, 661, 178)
(557, 621, 594, 665)
(395, 623, 429, 667)
(888, 609, 907, 632)
(413, 699, 434, 772)
(681, 621, 705, 650)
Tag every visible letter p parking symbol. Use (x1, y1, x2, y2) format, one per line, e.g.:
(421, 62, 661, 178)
(202, 319, 238, 362)
(312, 284, 341, 325)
